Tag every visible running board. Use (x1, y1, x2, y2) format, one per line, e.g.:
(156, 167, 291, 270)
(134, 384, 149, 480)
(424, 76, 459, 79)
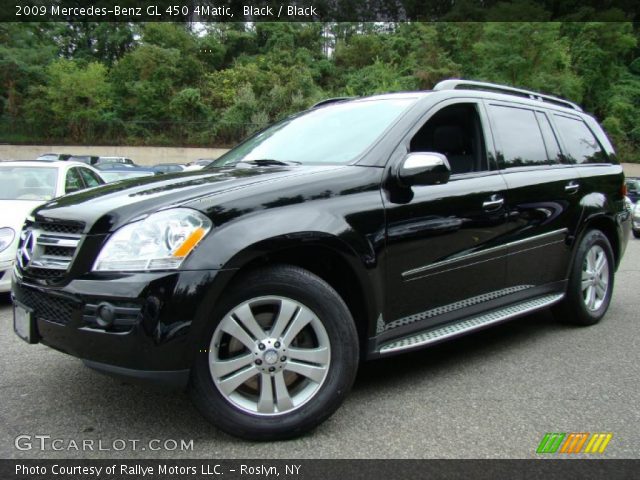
(378, 293, 564, 355)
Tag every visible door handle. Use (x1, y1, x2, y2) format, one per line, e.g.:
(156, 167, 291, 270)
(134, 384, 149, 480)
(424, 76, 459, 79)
(482, 195, 504, 211)
(565, 181, 580, 194)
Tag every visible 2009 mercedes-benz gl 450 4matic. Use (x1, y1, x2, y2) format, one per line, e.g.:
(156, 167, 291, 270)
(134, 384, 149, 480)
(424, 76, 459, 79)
(12, 80, 631, 440)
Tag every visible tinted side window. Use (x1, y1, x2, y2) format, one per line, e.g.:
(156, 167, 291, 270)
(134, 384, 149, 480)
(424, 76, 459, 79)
(65, 168, 84, 193)
(489, 105, 552, 168)
(410, 103, 488, 175)
(79, 168, 103, 187)
(536, 112, 562, 163)
(553, 114, 606, 164)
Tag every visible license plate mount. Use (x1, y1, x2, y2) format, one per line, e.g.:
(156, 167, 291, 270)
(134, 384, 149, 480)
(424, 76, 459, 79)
(13, 302, 38, 344)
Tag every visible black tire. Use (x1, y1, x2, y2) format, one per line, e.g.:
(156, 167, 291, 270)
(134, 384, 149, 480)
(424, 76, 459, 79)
(553, 230, 615, 326)
(633, 230, 640, 239)
(189, 264, 359, 441)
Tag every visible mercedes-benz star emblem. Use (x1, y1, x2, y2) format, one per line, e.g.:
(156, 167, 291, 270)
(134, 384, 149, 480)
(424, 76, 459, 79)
(17, 230, 35, 269)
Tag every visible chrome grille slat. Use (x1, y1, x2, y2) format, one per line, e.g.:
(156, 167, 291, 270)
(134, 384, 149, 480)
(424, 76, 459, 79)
(29, 258, 71, 270)
(36, 235, 81, 247)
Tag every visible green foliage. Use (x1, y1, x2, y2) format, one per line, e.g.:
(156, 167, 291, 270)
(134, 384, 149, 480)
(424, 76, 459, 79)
(0, 21, 638, 161)
(24, 59, 112, 142)
(473, 23, 582, 101)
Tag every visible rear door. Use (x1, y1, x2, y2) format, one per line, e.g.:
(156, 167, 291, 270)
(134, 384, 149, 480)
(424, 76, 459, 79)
(486, 102, 580, 290)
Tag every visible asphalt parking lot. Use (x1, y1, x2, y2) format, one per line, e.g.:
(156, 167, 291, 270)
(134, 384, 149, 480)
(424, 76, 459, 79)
(1, 239, 639, 459)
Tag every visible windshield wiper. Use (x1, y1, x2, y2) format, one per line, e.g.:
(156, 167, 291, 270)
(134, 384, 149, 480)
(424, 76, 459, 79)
(235, 159, 301, 167)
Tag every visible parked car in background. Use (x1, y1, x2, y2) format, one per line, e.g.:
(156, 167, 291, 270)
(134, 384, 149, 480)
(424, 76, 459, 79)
(633, 201, 640, 238)
(99, 170, 156, 183)
(69, 155, 100, 166)
(152, 163, 186, 174)
(95, 162, 137, 170)
(95, 162, 157, 175)
(0, 160, 104, 292)
(185, 159, 215, 170)
(36, 153, 72, 161)
(97, 156, 135, 166)
(625, 177, 639, 203)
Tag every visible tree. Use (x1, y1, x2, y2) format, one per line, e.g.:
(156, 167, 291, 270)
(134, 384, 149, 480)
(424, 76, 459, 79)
(0, 23, 57, 119)
(54, 22, 137, 65)
(29, 59, 112, 141)
(473, 22, 582, 101)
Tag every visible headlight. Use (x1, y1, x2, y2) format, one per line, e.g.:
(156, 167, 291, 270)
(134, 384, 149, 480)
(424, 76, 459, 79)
(0, 227, 15, 253)
(93, 208, 212, 271)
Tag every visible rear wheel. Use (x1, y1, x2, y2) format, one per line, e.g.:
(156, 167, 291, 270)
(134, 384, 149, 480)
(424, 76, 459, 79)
(553, 230, 614, 326)
(633, 230, 640, 239)
(189, 265, 359, 440)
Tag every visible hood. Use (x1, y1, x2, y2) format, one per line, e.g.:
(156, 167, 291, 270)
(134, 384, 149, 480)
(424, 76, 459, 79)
(1, 200, 43, 231)
(32, 166, 343, 234)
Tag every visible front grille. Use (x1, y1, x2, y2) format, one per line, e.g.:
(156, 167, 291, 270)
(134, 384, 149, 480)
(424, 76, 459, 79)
(35, 221, 85, 235)
(43, 246, 76, 257)
(16, 219, 84, 282)
(14, 286, 78, 325)
(26, 268, 67, 280)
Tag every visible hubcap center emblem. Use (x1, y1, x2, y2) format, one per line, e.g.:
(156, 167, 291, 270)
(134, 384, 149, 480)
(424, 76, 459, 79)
(263, 349, 279, 365)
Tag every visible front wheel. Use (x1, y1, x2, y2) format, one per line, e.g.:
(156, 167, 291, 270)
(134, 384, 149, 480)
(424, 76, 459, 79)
(633, 229, 640, 239)
(189, 265, 359, 440)
(553, 230, 615, 326)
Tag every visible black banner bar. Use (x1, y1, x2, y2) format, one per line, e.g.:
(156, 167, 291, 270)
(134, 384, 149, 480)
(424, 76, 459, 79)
(2, 459, 640, 480)
(1, 0, 639, 22)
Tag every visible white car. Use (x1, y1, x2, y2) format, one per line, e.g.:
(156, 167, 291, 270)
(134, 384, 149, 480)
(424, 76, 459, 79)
(0, 161, 105, 292)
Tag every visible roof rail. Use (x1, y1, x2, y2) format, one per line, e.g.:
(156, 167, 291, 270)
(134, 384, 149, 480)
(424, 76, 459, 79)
(311, 97, 355, 109)
(433, 79, 582, 112)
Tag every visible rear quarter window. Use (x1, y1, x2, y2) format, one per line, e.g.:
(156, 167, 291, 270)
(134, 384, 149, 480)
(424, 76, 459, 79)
(553, 114, 608, 164)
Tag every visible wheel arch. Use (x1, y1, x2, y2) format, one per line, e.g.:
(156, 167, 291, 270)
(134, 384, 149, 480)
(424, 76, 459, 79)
(193, 234, 382, 361)
(572, 213, 621, 271)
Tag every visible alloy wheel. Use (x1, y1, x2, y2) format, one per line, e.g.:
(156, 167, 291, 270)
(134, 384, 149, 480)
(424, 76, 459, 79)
(208, 296, 331, 416)
(581, 244, 609, 312)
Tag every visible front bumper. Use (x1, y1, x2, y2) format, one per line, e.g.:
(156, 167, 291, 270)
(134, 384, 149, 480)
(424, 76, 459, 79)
(0, 259, 13, 293)
(12, 268, 227, 389)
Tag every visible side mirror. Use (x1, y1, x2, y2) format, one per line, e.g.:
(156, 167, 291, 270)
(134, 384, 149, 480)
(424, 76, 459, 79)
(397, 152, 451, 187)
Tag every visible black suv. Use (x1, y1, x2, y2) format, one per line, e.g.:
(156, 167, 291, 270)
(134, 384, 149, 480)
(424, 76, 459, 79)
(12, 80, 631, 440)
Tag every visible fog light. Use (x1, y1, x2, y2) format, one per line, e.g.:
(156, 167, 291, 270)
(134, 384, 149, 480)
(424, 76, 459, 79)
(96, 302, 116, 327)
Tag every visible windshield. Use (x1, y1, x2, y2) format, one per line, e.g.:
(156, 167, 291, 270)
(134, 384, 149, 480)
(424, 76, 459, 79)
(0, 166, 58, 200)
(210, 98, 415, 167)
